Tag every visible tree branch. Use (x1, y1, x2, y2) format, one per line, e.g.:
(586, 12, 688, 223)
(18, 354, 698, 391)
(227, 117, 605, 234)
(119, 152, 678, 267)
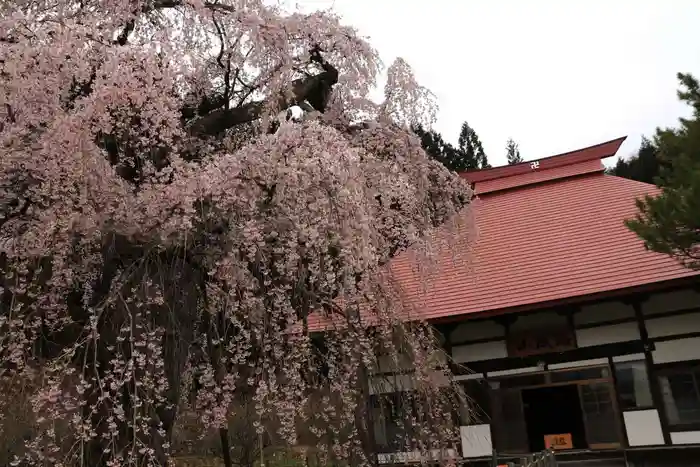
(187, 53, 339, 137)
(104, 1, 340, 138)
(112, 0, 237, 46)
(151, 0, 238, 13)
(114, 19, 135, 45)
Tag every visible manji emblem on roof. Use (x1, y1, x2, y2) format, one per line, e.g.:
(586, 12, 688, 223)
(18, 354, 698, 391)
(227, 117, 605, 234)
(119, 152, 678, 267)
(307, 137, 700, 331)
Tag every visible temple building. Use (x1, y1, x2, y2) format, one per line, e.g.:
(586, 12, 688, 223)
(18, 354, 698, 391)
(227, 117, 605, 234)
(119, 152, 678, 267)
(373, 137, 700, 466)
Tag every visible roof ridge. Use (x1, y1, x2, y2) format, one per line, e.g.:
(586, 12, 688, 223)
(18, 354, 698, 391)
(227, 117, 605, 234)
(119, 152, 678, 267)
(475, 165, 604, 196)
(460, 136, 627, 184)
(306, 161, 697, 331)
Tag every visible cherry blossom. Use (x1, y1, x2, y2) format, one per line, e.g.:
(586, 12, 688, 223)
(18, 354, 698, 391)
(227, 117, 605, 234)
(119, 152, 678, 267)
(0, 1, 473, 466)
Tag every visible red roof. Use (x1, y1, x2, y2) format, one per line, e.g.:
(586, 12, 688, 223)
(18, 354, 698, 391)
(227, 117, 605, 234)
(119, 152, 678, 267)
(474, 159, 603, 195)
(308, 137, 699, 330)
(460, 137, 627, 186)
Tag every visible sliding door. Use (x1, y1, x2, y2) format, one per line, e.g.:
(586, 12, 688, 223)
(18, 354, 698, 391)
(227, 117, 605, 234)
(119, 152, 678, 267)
(491, 386, 529, 454)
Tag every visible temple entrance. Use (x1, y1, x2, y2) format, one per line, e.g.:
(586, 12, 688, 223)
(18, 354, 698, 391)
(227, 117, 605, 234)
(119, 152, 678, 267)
(490, 365, 622, 453)
(522, 384, 586, 451)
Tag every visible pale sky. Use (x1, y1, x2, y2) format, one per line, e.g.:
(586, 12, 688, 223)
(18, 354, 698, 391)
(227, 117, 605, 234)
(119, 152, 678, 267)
(294, 0, 700, 167)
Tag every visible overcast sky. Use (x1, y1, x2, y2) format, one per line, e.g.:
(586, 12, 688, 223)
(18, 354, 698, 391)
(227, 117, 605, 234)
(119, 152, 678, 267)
(294, 0, 700, 167)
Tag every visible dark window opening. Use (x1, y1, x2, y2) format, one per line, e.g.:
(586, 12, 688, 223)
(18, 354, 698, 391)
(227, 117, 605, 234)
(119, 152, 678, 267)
(491, 388, 529, 453)
(459, 379, 491, 425)
(371, 392, 412, 453)
(614, 360, 653, 410)
(489, 366, 621, 453)
(522, 385, 587, 452)
(658, 364, 700, 429)
(579, 382, 620, 447)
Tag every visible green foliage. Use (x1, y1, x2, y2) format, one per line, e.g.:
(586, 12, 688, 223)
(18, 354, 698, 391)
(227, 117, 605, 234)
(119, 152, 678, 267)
(411, 124, 461, 171)
(626, 73, 700, 269)
(609, 137, 666, 185)
(412, 122, 490, 172)
(505, 138, 522, 165)
(458, 121, 490, 170)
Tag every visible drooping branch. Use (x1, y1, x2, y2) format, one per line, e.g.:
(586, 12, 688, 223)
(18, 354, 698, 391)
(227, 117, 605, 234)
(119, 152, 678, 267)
(0, 0, 468, 463)
(211, 12, 233, 110)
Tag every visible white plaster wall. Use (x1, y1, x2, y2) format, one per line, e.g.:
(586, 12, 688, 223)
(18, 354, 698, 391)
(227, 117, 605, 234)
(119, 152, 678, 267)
(612, 353, 646, 363)
(623, 409, 665, 446)
(646, 312, 700, 339)
(430, 371, 451, 388)
(575, 301, 635, 326)
(575, 321, 640, 347)
(548, 358, 608, 370)
(454, 373, 485, 381)
(452, 340, 508, 363)
(450, 320, 505, 343)
(670, 431, 700, 445)
(643, 289, 700, 316)
(460, 424, 493, 458)
(487, 366, 541, 378)
(652, 336, 700, 364)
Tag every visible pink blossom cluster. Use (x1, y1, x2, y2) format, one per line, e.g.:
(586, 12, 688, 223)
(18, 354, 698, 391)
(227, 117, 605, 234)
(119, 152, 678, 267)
(0, 1, 473, 466)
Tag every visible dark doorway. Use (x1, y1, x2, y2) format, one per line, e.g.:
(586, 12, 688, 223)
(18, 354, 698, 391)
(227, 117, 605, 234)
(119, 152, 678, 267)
(521, 385, 587, 452)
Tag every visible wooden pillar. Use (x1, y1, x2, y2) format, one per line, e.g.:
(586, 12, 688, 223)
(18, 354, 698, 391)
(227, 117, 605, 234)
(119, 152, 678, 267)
(631, 296, 672, 445)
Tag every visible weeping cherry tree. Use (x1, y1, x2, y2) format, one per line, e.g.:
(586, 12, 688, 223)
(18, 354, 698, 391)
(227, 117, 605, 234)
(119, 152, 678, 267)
(0, 1, 474, 465)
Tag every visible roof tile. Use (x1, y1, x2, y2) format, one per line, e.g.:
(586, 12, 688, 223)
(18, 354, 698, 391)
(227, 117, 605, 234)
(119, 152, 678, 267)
(389, 173, 697, 321)
(307, 138, 699, 330)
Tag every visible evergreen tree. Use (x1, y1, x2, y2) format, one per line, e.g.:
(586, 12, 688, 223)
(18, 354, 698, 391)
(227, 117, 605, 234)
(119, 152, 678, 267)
(609, 137, 666, 185)
(458, 121, 490, 170)
(413, 122, 491, 172)
(412, 124, 449, 162)
(626, 73, 700, 269)
(412, 124, 464, 172)
(506, 138, 523, 165)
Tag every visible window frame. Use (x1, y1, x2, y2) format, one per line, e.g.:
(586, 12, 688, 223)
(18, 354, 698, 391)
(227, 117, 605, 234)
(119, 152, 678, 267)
(612, 360, 655, 411)
(655, 360, 700, 432)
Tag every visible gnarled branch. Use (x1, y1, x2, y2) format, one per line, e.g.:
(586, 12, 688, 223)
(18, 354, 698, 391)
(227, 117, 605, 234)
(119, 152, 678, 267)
(187, 49, 339, 137)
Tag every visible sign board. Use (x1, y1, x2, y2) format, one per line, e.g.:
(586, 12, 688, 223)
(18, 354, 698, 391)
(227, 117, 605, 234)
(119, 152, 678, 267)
(544, 433, 573, 450)
(507, 326, 577, 357)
